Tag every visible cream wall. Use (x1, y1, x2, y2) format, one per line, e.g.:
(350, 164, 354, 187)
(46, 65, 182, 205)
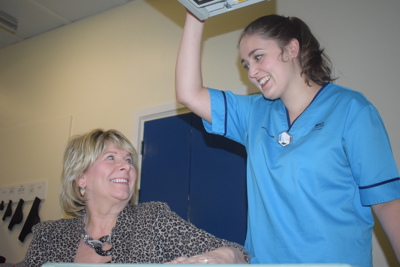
(0, 0, 398, 266)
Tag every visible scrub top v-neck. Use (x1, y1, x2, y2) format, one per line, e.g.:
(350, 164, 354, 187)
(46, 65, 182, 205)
(275, 83, 327, 146)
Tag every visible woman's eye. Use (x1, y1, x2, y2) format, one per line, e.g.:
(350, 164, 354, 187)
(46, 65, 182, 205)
(255, 54, 263, 61)
(242, 64, 249, 70)
(106, 155, 115, 160)
(126, 158, 133, 164)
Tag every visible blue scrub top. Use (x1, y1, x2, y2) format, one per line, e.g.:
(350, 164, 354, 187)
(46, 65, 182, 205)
(203, 83, 400, 267)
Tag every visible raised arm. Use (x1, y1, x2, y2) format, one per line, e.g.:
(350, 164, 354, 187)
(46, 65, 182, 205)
(175, 11, 212, 123)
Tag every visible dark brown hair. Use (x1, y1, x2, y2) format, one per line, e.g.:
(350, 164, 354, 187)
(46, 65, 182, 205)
(239, 14, 335, 86)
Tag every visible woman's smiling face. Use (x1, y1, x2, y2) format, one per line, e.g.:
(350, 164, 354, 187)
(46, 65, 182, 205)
(78, 141, 136, 205)
(239, 34, 298, 100)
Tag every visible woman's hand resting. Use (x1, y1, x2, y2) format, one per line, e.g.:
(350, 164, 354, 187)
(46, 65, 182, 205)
(165, 247, 248, 264)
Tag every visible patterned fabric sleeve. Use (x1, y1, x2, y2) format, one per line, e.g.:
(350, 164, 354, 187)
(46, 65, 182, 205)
(24, 221, 54, 267)
(150, 202, 249, 262)
(24, 218, 80, 267)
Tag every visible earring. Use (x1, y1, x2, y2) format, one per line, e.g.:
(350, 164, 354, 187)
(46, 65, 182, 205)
(79, 187, 86, 197)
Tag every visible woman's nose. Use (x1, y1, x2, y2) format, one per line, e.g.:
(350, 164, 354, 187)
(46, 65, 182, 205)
(118, 160, 131, 170)
(248, 65, 258, 79)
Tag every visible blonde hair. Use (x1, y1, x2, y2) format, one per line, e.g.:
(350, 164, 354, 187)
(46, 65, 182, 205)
(60, 129, 137, 217)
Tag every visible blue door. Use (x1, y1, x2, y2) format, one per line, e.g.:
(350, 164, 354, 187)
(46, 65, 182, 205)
(139, 112, 247, 244)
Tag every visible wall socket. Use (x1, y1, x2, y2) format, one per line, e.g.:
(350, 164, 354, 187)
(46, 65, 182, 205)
(0, 181, 47, 202)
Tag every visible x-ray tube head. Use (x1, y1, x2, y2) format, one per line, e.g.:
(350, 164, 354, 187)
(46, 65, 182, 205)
(178, 0, 268, 20)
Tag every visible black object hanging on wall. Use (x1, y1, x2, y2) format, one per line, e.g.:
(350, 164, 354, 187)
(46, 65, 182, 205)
(8, 198, 24, 230)
(19, 197, 41, 242)
(0, 200, 4, 210)
(2, 200, 12, 221)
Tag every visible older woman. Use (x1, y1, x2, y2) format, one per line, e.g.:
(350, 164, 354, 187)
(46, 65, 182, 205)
(24, 129, 248, 266)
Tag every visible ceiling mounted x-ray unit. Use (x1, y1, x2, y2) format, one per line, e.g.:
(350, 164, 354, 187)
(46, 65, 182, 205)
(178, 0, 268, 21)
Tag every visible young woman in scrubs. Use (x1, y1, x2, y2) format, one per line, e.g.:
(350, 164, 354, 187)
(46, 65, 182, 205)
(175, 11, 400, 267)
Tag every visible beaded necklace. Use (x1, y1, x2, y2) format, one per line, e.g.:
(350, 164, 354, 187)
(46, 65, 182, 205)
(81, 224, 113, 256)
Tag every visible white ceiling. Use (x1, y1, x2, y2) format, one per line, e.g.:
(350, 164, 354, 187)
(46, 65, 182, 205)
(0, 0, 133, 50)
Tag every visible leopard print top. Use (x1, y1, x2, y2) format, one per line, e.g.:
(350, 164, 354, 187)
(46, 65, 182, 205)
(24, 202, 247, 266)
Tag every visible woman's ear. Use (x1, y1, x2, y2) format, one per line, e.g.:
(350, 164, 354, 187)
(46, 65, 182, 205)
(288, 38, 300, 58)
(77, 173, 86, 188)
